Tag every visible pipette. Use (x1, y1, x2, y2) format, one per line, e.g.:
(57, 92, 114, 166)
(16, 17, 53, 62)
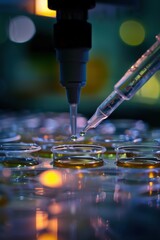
(70, 103, 77, 141)
(81, 34, 160, 134)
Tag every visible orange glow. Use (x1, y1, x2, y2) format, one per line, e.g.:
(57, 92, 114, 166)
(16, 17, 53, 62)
(48, 202, 62, 215)
(35, 187, 44, 196)
(148, 172, 155, 178)
(44, 135, 49, 140)
(35, 0, 56, 18)
(77, 173, 85, 179)
(2, 169, 11, 177)
(36, 209, 48, 231)
(38, 232, 56, 240)
(39, 170, 63, 188)
(148, 166, 154, 169)
(48, 218, 58, 234)
(148, 181, 153, 196)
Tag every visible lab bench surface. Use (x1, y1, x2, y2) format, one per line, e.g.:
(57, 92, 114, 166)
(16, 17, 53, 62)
(0, 156, 160, 240)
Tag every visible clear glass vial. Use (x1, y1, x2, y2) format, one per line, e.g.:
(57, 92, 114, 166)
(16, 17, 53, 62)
(51, 144, 106, 168)
(32, 134, 87, 158)
(91, 134, 141, 159)
(116, 143, 160, 168)
(0, 143, 41, 167)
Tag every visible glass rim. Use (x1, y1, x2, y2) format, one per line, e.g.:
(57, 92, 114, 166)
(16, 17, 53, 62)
(0, 142, 41, 153)
(116, 143, 160, 151)
(51, 144, 106, 155)
(0, 134, 21, 143)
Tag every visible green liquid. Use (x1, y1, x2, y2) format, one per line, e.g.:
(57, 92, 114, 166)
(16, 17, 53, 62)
(104, 151, 116, 159)
(38, 150, 53, 158)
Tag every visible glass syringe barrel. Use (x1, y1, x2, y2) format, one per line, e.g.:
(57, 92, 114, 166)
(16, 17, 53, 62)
(82, 34, 160, 133)
(115, 34, 160, 100)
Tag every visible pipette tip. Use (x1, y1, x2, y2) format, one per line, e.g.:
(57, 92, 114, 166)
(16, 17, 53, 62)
(70, 103, 77, 137)
(80, 131, 86, 137)
(80, 123, 93, 136)
(80, 109, 107, 135)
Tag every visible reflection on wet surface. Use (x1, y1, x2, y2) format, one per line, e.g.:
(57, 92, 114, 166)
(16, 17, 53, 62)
(0, 157, 160, 240)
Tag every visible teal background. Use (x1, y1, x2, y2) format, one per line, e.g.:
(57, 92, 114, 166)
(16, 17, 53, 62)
(0, 0, 160, 126)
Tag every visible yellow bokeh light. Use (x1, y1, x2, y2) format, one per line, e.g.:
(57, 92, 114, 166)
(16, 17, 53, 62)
(83, 57, 109, 95)
(38, 233, 56, 240)
(39, 170, 62, 188)
(37, 217, 58, 240)
(35, 0, 56, 18)
(48, 218, 58, 236)
(119, 20, 145, 46)
(136, 71, 160, 102)
(148, 171, 155, 178)
(36, 209, 48, 231)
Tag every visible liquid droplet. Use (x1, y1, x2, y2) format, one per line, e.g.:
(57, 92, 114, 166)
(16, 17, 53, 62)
(71, 135, 77, 141)
(80, 131, 85, 137)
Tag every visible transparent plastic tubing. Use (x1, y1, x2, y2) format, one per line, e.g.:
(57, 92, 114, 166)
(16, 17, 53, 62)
(82, 34, 160, 134)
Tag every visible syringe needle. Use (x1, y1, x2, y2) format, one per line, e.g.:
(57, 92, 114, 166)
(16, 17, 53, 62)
(70, 104, 77, 140)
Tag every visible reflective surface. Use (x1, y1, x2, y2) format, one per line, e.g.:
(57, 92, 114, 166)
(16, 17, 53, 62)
(0, 154, 160, 240)
(0, 115, 160, 240)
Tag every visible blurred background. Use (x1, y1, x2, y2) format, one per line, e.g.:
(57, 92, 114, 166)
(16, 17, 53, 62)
(0, 0, 160, 126)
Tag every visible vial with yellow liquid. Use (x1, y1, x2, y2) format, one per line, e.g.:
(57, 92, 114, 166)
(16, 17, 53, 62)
(51, 144, 106, 168)
(0, 143, 41, 167)
(116, 143, 160, 168)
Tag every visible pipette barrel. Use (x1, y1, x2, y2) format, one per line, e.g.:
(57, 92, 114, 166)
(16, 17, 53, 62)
(82, 34, 160, 133)
(115, 34, 160, 100)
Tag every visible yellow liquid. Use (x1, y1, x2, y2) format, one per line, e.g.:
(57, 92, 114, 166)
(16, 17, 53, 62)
(117, 157, 160, 168)
(53, 156, 104, 169)
(0, 157, 39, 168)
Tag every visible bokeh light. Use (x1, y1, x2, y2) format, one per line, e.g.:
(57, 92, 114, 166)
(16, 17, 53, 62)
(136, 71, 160, 102)
(39, 170, 63, 188)
(35, 0, 56, 18)
(38, 232, 56, 240)
(9, 15, 36, 43)
(119, 20, 145, 46)
(36, 209, 48, 231)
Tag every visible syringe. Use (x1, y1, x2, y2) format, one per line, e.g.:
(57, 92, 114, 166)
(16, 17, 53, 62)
(81, 34, 160, 134)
